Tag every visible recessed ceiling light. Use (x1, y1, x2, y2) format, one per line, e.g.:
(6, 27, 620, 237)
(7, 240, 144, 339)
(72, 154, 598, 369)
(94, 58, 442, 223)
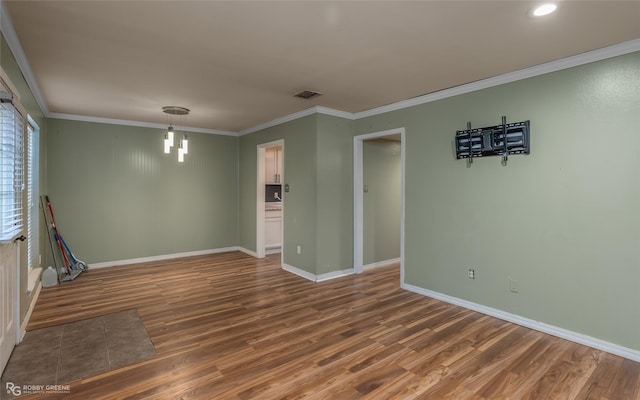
(532, 3, 557, 17)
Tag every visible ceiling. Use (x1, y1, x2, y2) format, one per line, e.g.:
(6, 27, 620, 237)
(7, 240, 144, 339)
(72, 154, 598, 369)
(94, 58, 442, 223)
(4, 1, 640, 134)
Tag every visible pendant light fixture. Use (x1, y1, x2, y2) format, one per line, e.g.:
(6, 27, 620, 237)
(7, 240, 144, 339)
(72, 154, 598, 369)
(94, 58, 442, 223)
(162, 106, 190, 162)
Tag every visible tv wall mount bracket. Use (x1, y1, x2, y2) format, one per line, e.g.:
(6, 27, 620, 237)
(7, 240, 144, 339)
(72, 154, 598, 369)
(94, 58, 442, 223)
(455, 116, 530, 166)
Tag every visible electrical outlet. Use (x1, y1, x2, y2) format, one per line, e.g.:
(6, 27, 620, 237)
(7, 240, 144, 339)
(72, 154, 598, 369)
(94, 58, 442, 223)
(509, 277, 519, 293)
(296, 245, 301, 254)
(468, 269, 475, 279)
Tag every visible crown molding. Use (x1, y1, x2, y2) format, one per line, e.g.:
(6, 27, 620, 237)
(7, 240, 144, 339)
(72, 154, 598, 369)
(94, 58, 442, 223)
(3, 2, 637, 138)
(48, 112, 238, 136)
(355, 39, 640, 119)
(315, 106, 356, 120)
(239, 106, 319, 136)
(239, 106, 356, 136)
(0, 0, 49, 116)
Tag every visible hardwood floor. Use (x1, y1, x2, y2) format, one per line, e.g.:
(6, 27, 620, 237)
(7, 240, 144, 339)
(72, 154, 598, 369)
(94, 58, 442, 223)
(21, 251, 640, 399)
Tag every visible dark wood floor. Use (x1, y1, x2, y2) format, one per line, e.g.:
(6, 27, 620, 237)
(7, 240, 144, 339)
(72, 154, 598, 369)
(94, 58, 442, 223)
(21, 251, 640, 399)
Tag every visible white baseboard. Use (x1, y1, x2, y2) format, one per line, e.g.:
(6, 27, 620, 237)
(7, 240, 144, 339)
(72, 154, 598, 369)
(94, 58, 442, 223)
(265, 248, 281, 255)
(282, 263, 317, 282)
(19, 282, 41, 342)
(363, 257, 400, 271)
(237, 246, 259, 258)
(402, 282, 640, 363)
(282, 263, 354, 282)
(89, 246, 240, 269)
(317, 268, 354, 282)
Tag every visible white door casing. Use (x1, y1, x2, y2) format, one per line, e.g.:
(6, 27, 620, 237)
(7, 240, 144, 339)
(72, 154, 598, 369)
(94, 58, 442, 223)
(353, 128, 406, 284)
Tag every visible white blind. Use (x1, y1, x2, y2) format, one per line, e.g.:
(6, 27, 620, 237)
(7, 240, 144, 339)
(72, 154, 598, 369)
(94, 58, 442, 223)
(0, 96, 25, 242)
(27, 122, 38, 267)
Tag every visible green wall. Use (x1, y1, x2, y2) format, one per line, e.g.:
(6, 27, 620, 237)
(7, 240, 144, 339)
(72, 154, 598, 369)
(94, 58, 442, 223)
(238, 114, 355, 276)
(46, 119, 239, 264)
(363, 139, 401, 265)
(356, 52, 640, 351)
(315, 114, 354, 274)
(239, 115, 318, 273)
(1, 33, 47, 324)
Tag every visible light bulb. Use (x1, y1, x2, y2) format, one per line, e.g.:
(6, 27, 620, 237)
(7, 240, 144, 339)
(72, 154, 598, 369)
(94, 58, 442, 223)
(178, 147, 184, 162)
(164, 138, 170, 154)
(182, 135, 189, 154)
(167, 126, 174, 147)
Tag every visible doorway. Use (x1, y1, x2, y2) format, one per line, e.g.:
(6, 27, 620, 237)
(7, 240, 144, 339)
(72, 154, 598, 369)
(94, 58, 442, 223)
(256, 140, 284, 261)
(353, 128, 405, 283)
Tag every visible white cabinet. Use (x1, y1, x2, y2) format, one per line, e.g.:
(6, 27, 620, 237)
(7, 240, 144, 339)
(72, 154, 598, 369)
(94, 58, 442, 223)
(265, 147, 282, 184)
(265, 210, 282, 250)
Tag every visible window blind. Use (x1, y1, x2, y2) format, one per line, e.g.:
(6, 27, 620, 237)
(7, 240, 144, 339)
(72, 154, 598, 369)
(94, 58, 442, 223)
(0, 92, 25, 242)
(27, 122, 38, 266)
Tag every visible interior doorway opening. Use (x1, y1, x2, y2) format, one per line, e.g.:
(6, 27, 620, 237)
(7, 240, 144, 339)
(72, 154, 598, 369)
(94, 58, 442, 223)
(353, 128, 405, 284)
(256, 140, 284, 262)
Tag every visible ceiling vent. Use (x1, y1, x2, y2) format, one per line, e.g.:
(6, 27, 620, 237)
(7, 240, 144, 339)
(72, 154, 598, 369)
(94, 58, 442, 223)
(293, 90, 323, 100)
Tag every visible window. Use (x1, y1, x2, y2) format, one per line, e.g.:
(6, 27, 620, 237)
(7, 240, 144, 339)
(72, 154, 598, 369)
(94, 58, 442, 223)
(0, 83, 25, 242)
(27, 119, 39, 267)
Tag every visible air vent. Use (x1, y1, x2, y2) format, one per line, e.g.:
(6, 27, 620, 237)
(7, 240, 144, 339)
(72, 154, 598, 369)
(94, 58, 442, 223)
(293, 90, 323, 99)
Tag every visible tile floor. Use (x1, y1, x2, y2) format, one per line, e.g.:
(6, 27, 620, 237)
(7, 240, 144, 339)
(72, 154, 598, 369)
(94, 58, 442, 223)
(1, 309, 155, 396)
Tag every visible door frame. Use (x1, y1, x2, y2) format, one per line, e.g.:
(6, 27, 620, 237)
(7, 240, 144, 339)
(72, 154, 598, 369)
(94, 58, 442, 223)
(256, 139, 285, 261)
(353, 128, 406, 283)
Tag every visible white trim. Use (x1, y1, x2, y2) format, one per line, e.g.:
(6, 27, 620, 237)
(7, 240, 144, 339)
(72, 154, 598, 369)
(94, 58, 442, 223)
(282, 263, 317, 282)
(88, 247, 239, 269)
(256, 145, 267, 259)
(315, 106, 356, 120)
(353, 128, 406, 287)
(237, 246, 259, 258)
(19, 282, 41, 343)
(355, 39, 640, 120)
(363, 257, 401, 271)
(316, 268, 354, 282)
(239, 105, 354, 136)
(2, 17, 637, 139)
(0, 1, 49, 115)
(48, 112, 237, 136)
(402, 282, 640, 363)
(281, 263, 354, 282)
(256, 139, 285, 260)
(27, 266, 42, 294)
(239, 107, 320, 136)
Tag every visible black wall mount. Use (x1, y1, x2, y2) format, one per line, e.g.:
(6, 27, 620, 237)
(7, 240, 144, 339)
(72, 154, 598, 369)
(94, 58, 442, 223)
(455, 116, 530, 164)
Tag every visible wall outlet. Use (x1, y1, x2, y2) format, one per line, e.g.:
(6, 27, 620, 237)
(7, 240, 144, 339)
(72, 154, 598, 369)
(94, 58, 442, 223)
(468, 269, 475, 279)
(509, 277, 519, 293)
(296, 245, 301, 254)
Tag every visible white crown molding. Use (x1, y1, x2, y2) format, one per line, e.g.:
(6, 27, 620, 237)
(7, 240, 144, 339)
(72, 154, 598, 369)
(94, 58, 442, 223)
(402, 282, 640, 363)
(315, 106, 356, 121)
(355, 39, 640, 119)
(48, 112, 237, 136)
(3, 3, 638, 139)
(0, 1, 49, 116)
(239, 106, 319, 136)
(239, 105, 356, 136)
